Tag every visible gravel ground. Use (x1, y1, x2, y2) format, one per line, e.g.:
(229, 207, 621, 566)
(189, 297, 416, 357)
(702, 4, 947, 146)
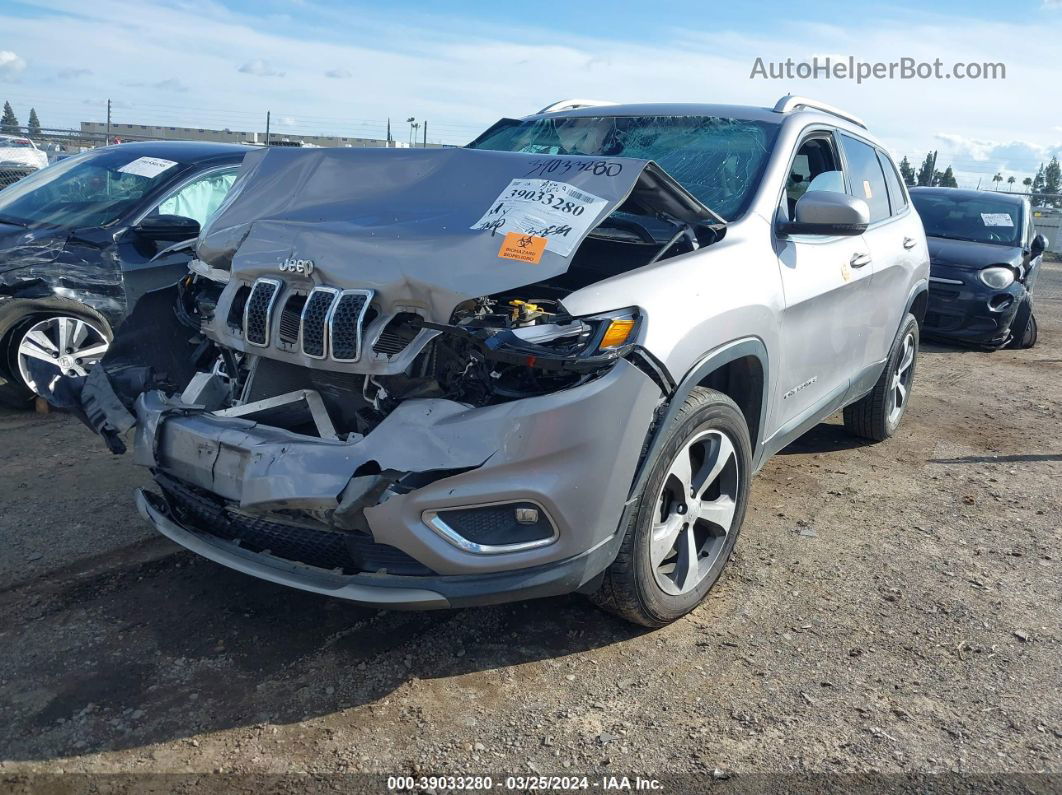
(0, 265, 1060, 788)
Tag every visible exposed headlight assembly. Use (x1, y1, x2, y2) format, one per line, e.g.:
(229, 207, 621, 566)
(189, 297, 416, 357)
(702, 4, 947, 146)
(979, 266, 1015, 289)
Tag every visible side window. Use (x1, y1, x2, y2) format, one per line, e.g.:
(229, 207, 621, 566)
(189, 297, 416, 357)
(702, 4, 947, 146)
(838, 134, 890, 223)
(876, 150, 908, 216)
(156, 169, 238, 227)
(783, 134, 843, 220)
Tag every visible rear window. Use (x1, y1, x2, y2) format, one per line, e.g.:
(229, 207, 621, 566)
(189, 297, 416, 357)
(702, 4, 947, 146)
(839, 134, 890, 223)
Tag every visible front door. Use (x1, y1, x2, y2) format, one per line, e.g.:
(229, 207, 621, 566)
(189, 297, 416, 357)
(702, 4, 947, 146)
(772, 130, 876, 431)
(116, 166, 238, 307)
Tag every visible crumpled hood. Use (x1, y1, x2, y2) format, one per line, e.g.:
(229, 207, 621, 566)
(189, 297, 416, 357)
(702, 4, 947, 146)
(198, 145, 716, 322)
(927, 236, 1023, 271)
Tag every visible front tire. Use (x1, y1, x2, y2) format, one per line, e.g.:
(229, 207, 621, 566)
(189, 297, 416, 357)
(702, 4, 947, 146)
(843, 313, 919, 441)
(1006, 300, 1037, 349)
(590, 388, 752, 627)
(0, 313, 110, 409)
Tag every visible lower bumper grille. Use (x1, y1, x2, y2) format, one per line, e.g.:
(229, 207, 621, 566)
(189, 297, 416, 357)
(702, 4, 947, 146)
(157, 475, 433, 576)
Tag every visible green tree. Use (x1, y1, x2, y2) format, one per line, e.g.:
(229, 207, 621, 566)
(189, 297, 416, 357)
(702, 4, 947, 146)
(0, 101, 18, 135)
(991, 173, 1003, 190)
(898, 156, 916, 186)
(27, 108, 41, 138)
(916, 152, 937, 187)
(1043, 156, 1061, 205)
(1007, 175, 1016, 191)
(937, 166, 958, 188)
(1022, 177, 1033, 192)
(1031, 164, 1046, 195)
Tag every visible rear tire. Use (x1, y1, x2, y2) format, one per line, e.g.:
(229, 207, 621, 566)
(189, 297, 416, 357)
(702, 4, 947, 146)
(843, 313, 919, 441)
(589, 388, 752, 627)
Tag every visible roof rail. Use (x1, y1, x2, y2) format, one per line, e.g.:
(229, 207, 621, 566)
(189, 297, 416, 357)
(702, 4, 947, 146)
(536, 98, 618, 114)
(772, 95, 866, 129)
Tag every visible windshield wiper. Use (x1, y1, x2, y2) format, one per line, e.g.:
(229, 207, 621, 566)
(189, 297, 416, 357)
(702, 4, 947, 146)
(0, 214, 29, 228)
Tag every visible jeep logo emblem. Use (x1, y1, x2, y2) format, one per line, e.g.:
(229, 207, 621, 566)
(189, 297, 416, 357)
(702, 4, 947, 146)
(280, 257, 315, 275)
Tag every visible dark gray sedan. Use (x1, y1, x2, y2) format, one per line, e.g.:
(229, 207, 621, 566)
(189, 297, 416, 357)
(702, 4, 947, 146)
(911, 187, 1046, 349)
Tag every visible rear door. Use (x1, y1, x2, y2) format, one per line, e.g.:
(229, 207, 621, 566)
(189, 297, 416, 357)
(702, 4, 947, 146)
(772, 129, 876, 431)
(837, 134, 922, 367)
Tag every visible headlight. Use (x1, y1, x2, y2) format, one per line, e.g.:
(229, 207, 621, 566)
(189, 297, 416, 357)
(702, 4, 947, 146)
(979, 266, 1015, 289)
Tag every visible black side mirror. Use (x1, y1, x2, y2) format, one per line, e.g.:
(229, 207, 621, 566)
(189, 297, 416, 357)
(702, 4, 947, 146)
(134, 214, 200, 242)
(778, 191, 870, 237)
(1030, 233, 1048, 257)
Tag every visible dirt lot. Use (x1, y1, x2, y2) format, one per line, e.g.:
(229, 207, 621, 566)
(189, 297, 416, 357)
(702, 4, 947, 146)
(1, 266, 1060, 787)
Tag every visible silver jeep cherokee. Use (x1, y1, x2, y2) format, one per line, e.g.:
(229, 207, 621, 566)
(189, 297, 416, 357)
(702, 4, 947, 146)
(57, 95, 929, 626)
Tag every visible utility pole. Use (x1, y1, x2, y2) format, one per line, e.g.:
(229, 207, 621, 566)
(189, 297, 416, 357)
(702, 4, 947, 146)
(265, 111, 271, 145)
(106, 99, 111, 144)
(423, 120, 427, 148)
(386, 118, 392, 146)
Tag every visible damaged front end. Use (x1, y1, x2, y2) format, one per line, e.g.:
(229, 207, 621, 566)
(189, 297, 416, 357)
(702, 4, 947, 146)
(62, 146, 722, 608)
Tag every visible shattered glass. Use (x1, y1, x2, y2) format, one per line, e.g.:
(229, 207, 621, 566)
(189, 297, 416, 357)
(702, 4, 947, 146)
(469, 115, 778, 220)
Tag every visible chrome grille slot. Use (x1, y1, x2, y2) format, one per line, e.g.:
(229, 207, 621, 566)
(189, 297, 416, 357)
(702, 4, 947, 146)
(328, 289, 374, 362)
(277, 293, 306, 345)
(300, 287, 338, 359)
(243, 278, 281, 347)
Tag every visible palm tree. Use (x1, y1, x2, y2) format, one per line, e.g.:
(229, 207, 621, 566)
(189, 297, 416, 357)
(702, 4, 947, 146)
(992, 173, 1003, 191)
(1007, 176, 1016, 191)
(1023, 177, 1033, 195)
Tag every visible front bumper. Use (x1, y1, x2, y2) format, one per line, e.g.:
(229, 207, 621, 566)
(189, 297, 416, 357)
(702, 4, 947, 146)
(133, 359, 662, 606)
(924, 264, 1026, 346)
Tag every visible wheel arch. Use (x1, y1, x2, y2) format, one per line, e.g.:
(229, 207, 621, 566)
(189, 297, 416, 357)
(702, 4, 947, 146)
(906, 281, 929, 329)
(627, 337, 769, 500)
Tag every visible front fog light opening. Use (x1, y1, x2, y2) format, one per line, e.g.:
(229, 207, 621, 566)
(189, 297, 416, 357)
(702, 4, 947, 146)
(423, 501, 558, 554)
(988, 294, 1014, 312)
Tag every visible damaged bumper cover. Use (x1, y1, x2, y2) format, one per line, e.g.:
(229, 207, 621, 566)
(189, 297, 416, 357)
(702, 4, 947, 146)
(134, 359, 661, 607)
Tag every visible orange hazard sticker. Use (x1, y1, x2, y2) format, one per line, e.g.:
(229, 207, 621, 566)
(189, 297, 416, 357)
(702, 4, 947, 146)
(498, 232, 547, 264)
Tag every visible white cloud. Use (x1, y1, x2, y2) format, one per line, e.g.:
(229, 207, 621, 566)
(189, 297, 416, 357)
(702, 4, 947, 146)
(325, 68, 352, 79)
(0, 50, 26, 82)
(153, 78, 189, 92)
(57, 67, 92, 79)
(238, 59, 284, 77)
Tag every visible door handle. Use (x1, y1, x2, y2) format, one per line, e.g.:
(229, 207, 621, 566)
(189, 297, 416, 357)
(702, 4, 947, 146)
(850, 252, 872, 268)
(903, 237, 917, 250)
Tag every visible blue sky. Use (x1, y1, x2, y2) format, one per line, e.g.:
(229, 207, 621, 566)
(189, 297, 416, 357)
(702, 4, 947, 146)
(2, 0, 1061, 187)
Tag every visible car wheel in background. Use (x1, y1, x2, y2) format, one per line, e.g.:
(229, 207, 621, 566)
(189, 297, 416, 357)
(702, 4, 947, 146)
(843, 313, 920, 441)
(0, 314, 110, 409)
(590, 388, 751, 627)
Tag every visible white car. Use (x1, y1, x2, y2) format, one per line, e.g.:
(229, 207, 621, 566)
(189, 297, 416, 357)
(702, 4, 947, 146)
(0, 135, 49, 171)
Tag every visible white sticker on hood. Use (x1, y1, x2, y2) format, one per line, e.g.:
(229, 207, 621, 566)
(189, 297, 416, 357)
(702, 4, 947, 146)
(117, 156, 179, 179)
(470, 178, 610, 257)
(980, 212, 1014, 227)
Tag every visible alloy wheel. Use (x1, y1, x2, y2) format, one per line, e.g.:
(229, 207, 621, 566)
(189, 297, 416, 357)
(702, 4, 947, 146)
(887, 332, 915, 425)
(16, 316, 109, 395)
(650, 428, 740, 596)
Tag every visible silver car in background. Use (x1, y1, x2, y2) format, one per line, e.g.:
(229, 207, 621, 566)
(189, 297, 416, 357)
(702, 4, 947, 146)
(63, 96, 928, 626)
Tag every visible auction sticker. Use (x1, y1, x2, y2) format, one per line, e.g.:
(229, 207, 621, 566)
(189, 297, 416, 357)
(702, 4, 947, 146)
(471, 178, 610, 257)
(498, 232, 547, 264)
(118, 156, 178, 179)
(980, 212, 1014, 227)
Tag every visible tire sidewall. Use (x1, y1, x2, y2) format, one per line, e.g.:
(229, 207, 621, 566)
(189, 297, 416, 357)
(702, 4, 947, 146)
(629, 396, 752, 624)
(885, 315, 920, 436)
